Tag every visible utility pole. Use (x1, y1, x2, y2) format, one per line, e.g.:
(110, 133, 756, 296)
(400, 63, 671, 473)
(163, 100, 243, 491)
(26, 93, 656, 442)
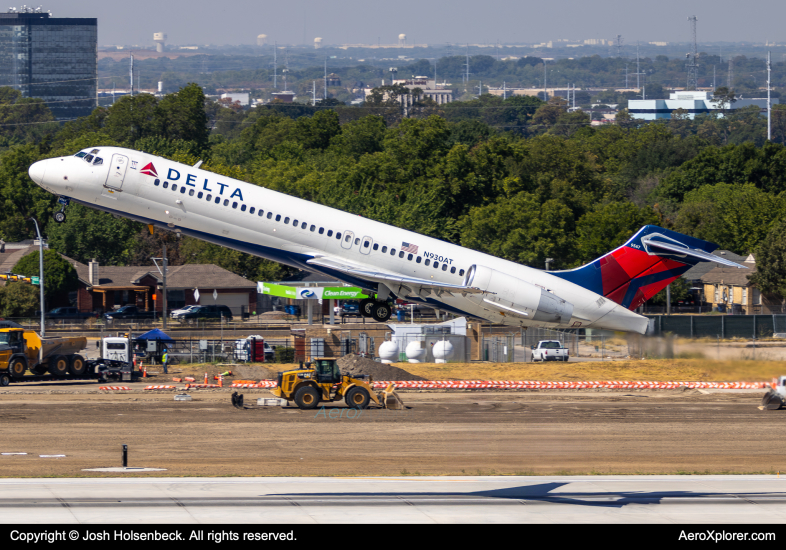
(129, 54, 134, 96)
(768, 51, 772, 141)
(30, 218, 45, 339)
(324, 58, 327, 100)
(162, 245, 167, 330)
(543, 59, 547, 101)
(273, 42, 277, 89)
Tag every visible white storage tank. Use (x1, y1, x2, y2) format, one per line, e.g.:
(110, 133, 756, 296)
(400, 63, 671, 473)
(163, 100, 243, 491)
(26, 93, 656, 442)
(405, 341, 425, 363)
(378, 341, 399, 364)
(432, 341, 454, 364)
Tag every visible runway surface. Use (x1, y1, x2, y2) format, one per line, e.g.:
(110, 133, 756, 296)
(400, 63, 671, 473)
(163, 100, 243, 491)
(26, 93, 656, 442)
(2, 476, 786, 523)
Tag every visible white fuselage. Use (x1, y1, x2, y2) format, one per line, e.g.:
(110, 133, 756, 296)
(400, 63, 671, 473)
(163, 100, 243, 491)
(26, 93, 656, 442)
(29, 147, 648, 333)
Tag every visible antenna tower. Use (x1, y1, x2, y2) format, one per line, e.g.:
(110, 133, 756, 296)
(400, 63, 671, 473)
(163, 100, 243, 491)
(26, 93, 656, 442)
(686, 15, 699, 91)
(615, 35, 623, 57)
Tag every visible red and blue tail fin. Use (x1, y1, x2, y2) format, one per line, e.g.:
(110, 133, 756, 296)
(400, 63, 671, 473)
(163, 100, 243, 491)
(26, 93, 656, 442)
(551, 226, 747, 310)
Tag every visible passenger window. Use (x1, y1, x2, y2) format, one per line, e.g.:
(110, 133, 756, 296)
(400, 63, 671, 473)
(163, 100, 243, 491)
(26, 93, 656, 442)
(275, 214, 281, 221)
(399, 251, 404, 258)
(215, 197, 220, 204)
(354, 237, 360, 245)
(93, 157, 103, 165)
(267, 212, 273, 219)
(206, 194, 212, 201)
(232, 202, 238, 209)
(407, 253, 413, 260)
(241, 205, 247, 212)
(284, 217, 290, 224)
(163, 181, 169, 188)
(301, 222, 307, 229)
(198, 192, 203, 198)
(434, 262, 439, 269)
(327, 230, 333, 237)
(154, 179, 160, 186)
(372, 243, 378, 250)
(172, 184, 178, 191)
(336, 232, 342, 239)
(450, 267, 456, 274)
(223, 199, 229, 206)
(292, 219, 298, 226)
(425, 259, 430, 266)
(180, 187, 186, 194)
(416, 256, 422, 263)
(310, 225, 315, 232)
(390, 249, 396, 255)
(382, 246, 387, 253)
(364, 241, 370, 248)
(345, 235, 351, 242)
(319, 228, 324, 234)
(459, 269, 465, 276)
(249, 207, 255, 214)
(189, 189, 195, 196)
(442, 264, 448, 271)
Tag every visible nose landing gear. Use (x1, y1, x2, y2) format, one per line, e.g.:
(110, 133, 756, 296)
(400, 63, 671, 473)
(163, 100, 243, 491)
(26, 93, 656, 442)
(53, 197, 70, 224)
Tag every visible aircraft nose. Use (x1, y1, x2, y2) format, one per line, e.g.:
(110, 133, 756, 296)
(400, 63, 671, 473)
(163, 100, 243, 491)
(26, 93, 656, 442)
(28, 160, 47, 185)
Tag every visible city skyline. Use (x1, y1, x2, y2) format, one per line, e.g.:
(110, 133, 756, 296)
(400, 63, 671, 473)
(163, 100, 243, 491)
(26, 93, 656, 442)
(36, 0, 786, 49)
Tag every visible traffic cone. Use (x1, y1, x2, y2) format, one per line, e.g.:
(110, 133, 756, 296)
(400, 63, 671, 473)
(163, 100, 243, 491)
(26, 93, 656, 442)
(143, 365, 147, 378)
(204, 372, 208, 385)
(218, 374, 224, 388)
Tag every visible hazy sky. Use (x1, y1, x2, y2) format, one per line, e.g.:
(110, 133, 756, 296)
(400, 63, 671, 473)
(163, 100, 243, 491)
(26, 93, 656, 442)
(46, 0, 785, 47)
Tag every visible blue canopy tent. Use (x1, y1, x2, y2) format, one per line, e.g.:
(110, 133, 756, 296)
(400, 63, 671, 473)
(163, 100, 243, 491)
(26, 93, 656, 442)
(135, 328, 174, 342)
(133, 329, 175, 363)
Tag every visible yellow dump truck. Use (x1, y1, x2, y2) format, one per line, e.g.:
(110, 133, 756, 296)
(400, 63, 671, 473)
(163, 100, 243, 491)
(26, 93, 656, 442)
(0, 328, 87, 382)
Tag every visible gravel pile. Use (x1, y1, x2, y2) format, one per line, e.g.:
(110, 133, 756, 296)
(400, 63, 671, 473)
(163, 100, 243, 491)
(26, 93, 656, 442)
(337, 355, 426, 381)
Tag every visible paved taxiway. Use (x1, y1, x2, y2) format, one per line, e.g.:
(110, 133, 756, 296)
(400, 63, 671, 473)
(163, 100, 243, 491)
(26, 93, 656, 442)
(2, 476, 786, 523)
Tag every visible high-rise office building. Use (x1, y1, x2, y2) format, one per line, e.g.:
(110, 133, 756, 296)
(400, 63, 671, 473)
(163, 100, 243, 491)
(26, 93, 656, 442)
(0, 10, 97, 119)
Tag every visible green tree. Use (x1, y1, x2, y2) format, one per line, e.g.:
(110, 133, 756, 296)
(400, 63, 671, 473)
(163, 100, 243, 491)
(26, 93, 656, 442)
(13, 249, 79, 302)
(575, 202, 659, 263)
(46, 203, 140, 265)
(749, 218, 786, 299)
(0, 282, 39, 318)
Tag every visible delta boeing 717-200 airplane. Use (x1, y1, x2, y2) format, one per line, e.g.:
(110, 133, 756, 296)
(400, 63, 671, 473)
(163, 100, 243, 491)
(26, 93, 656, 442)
(28, 147, 746, 334)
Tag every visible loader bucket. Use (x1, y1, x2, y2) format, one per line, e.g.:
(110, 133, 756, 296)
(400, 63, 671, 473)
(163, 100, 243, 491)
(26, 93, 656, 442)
(379, 383, 404, 410)
(761, 390, 783, 410)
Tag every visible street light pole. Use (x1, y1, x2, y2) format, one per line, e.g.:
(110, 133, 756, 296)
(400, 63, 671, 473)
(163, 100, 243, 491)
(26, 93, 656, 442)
(30, 218, 45, 338)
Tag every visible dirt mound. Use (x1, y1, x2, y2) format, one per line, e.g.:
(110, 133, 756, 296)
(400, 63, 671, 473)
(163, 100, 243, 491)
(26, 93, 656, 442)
(337, 355, 426, 381)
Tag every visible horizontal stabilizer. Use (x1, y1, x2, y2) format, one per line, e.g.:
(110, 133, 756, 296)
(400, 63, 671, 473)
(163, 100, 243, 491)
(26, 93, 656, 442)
(641, 236, 747, 268)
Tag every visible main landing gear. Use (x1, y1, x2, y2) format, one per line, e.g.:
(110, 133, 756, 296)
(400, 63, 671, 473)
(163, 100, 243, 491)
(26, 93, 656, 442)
(53, 197, 70, 224)
(360, 297, 392, 322)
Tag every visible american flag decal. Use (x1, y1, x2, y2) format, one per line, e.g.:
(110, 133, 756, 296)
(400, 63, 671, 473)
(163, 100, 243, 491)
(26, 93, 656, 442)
(401, 242, 418, 254)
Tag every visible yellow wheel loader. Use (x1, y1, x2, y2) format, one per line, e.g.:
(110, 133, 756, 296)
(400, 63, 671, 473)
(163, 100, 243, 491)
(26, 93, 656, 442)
(270, 358, 403, 410)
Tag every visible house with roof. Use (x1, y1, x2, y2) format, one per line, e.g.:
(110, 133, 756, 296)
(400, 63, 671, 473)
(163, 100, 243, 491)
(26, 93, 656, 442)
(699, 254, 781, 314)
(0, 241, 257, 316)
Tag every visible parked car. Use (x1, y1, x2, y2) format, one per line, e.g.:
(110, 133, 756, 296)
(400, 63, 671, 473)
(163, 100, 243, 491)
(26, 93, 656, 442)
(531, 340, 569, 362)
(171, 305, 199, 318)
(176, 304, 233, 321)
(340, 301, 361, 317)
(104, 306, 156, 321)
(46, 307, 95, 320)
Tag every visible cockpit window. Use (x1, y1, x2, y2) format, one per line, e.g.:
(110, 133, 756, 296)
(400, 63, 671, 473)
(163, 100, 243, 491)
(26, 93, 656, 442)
(90, 149, 99, 154)
(74, 152, 87, 158)
(84, 154, 94, 163)
(92, 157, 103, 165)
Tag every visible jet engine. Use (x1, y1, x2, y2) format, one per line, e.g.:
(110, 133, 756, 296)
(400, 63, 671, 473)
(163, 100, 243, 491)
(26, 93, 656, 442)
(462, 265, 574, 324)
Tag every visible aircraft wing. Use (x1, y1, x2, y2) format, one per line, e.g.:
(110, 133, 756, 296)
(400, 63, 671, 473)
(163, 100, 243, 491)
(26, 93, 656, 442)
(305, 255, 485, 296)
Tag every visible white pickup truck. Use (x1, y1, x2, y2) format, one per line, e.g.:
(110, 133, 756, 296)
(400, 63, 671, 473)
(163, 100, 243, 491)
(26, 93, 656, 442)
(531, 340, 569, 362)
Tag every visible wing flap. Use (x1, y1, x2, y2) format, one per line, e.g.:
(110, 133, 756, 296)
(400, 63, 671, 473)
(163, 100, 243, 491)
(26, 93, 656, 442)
(306, 256, 484, 295)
